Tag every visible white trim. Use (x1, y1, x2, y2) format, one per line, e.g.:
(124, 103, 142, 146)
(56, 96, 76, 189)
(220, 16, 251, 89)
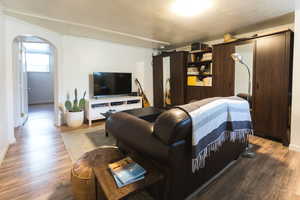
(0, 143, 9, 166)
(4, 8, 170, 46)
(12, 36, 59, 127)
(9, 136, 16, 144)
(289, 144, 300, 152)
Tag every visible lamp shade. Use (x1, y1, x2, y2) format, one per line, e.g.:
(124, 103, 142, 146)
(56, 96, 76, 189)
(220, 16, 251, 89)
(231, 53, 243, 63)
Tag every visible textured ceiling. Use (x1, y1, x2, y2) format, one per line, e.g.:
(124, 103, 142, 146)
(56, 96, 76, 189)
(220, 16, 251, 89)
(1, 0, 295, 48)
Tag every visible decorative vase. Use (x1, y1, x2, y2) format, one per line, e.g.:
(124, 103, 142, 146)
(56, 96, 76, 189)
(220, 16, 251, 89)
(66, 111, 84, 128)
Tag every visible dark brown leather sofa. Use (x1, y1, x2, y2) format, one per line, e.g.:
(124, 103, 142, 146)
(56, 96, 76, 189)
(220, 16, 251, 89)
(106, 108, 246, 200)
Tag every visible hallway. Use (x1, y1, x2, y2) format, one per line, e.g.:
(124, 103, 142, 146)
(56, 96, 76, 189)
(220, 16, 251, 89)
(27, 103, 54, 124)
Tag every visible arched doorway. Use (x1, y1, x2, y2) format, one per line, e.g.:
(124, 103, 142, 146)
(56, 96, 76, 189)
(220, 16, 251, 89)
(12, 35, 57, 127)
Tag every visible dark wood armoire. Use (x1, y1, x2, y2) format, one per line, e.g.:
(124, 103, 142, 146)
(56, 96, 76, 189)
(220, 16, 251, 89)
(152, 51, 188, 108)
(212, 30, 294, 145)
(152, 30, 293, 145)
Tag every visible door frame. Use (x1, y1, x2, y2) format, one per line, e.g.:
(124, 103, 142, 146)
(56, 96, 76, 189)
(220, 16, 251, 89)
(12, 36, 58, 127)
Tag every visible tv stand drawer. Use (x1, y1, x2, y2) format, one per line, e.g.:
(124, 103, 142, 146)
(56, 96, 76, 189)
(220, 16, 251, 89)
(111, 101, 126, 106)
(92, 103, 110, 108)
(127, 100, 141, 104)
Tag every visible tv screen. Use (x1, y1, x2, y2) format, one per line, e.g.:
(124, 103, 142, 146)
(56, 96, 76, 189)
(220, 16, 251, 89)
(93, 72, 132, 96)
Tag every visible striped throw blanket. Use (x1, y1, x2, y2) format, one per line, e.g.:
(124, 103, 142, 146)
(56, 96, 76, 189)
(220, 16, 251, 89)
(178, 97, 253, 173)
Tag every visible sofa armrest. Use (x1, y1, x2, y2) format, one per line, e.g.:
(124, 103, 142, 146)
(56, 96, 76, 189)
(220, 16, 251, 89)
(106, 112, 170, 163)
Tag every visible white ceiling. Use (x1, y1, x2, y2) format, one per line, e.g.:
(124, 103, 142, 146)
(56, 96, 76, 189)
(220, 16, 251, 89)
(1, 0, 295, 48)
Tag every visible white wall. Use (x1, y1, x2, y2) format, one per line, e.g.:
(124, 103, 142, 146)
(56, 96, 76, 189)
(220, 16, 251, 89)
(2, 16, 154, 149)
(4, 16, 63, 142)
(290, 2, 300, 152)
(0, 4, 10, 165)
(60, 35, 153, 105)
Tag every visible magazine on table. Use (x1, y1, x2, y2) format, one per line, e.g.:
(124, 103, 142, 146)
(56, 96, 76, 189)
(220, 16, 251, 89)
(108, 157, 146, 188)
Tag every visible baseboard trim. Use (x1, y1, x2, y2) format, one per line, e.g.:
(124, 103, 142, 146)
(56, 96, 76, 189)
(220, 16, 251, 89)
(289, 144, 300, 152)
(9, 136, 16, 144)
(0, 143, 9, 166)
(29, 102, 54, 105)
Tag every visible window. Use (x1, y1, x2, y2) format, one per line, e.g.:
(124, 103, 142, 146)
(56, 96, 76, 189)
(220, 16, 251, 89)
(23, 43, 50, 52)
(23, 42, 51, 72)
(26, 53, 50, 72)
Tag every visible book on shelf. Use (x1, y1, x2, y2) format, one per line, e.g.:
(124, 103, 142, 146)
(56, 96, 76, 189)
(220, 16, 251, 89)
(108, 157, 146, 188)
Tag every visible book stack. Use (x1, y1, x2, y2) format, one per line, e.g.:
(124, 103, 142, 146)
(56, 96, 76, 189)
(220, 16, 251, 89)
(187, 67, 200, 75)
(108, 157, 146, 188)
(201, 53, 213, 62)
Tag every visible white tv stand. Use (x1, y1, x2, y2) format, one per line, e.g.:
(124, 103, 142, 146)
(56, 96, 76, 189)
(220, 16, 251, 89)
(85, 96, 142, 126)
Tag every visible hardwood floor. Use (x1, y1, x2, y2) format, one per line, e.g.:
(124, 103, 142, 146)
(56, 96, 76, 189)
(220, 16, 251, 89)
(0, 104, 299, 200)
(196, 136, 300, 200)
(0, 104, 73, 200)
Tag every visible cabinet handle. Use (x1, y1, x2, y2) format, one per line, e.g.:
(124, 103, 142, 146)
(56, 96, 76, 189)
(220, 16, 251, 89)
(256, 83, 259, 90)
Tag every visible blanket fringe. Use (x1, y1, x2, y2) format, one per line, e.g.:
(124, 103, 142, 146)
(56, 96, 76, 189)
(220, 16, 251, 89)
(192, 130, 251, 173)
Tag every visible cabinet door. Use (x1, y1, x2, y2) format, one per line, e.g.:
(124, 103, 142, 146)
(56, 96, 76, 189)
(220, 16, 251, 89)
(253, 33, 290, 142)
(153, 55, 164, 108)
(186, 87, 215, 103)
(213, 45, 235, 97)
(170, 52, 187, 105)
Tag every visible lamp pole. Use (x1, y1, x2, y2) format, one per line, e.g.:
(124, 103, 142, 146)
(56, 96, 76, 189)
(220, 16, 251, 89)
(232, 53, 256, 158)
(239, 60, 251, 103)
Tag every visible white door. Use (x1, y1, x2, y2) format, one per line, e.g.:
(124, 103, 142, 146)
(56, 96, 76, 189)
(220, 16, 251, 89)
(19, 43, 29, 125)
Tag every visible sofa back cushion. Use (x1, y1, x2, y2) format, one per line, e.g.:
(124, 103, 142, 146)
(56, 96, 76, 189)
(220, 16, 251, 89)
(153, 108, 192, 145)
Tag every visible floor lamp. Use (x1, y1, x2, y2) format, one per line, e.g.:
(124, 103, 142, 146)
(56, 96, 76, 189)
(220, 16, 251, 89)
(231, 53, 256, 158)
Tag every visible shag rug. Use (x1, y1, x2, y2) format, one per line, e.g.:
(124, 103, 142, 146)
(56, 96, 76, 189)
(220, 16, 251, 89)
(61, 125, 154, 200)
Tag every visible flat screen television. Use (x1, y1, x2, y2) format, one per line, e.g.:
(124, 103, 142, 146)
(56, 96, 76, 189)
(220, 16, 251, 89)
(93, 72, 132, 96)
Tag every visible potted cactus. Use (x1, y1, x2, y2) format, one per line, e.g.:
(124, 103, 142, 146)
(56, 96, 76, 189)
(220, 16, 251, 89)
(65, 89, 86, 128)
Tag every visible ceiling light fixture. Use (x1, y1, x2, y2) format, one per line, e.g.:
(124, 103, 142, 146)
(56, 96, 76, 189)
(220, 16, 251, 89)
(171, 0, 212, 17)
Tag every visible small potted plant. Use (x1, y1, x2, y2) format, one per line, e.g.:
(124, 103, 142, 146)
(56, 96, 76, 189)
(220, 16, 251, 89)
(65, 89, 86, 128)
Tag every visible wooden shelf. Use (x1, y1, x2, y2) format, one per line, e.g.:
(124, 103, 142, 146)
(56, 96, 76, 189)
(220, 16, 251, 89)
(187, 74, 212, 78)
(189, 49, 212, 54)
(187, 85, 212, 87)
(187, 60, 212, 66)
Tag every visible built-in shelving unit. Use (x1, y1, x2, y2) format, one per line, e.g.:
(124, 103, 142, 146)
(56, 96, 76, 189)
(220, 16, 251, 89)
(187, 48, 213, 87)
(188, 60, 212, 65)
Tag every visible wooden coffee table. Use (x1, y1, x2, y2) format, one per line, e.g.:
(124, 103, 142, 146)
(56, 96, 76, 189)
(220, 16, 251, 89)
(93, 148, 164, 200)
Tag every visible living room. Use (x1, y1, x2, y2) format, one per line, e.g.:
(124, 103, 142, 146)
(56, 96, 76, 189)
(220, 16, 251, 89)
(0, 0, 300, 200)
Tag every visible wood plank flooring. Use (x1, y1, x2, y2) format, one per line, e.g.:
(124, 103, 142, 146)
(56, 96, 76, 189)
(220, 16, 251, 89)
(196, 136, 300, 200)
(0, 104, 73, 200)
(0, 104, 300, 200)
